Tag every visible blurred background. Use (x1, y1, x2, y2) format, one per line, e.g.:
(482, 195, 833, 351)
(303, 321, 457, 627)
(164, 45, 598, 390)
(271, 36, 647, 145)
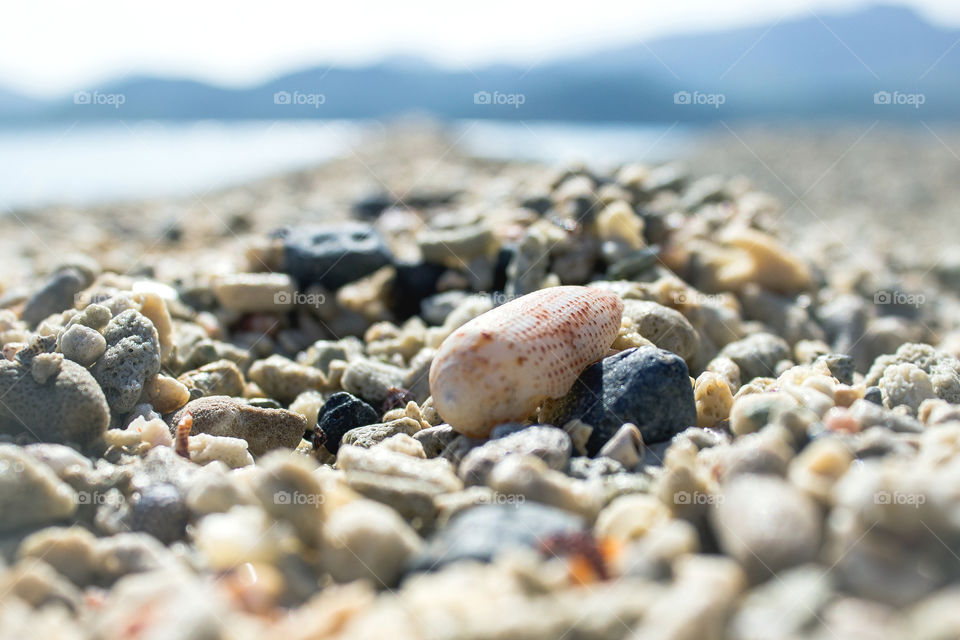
(1, 0, 959, 251)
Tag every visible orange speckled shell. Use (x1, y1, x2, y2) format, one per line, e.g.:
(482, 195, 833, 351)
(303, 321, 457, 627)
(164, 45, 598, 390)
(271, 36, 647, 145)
(429, 286, 624, 437)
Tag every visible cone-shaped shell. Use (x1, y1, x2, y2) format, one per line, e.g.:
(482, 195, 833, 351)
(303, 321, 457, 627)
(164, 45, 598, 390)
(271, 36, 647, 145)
(429, 286, 624, 437)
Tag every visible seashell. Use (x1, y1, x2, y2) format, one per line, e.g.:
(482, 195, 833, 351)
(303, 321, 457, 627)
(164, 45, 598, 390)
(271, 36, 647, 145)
(429, 286, 624, 437)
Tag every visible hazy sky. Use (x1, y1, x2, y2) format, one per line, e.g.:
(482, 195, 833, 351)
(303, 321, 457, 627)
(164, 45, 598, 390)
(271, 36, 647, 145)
(3, 0, 960, 97)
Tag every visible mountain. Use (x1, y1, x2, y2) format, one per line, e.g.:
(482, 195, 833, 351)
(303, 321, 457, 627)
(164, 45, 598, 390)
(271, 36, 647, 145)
(2, 3, 958, 123)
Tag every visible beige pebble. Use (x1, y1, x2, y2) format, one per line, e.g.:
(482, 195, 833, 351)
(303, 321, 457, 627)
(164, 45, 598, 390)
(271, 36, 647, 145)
(694, 371, 734, 428)
(144, 374, 190, 414)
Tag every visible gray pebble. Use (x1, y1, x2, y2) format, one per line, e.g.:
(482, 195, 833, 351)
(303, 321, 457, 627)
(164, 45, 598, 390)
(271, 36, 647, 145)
(719, 332, 791, 382)
(0, 346, 109, 447)
(91, 309, 162, 416)
(21, 268, 87, 328)
(0, 445, 77, 532)
(409, 503, 584, 572)
(129, 483, 189, 544)
(341, 417, 421, 449)
(58, 324, 107, 367)
(711, 474, 822, 582)
(413, 425, 459, 458)
(621, 299, 699, 361)
(458, 426, 572, 486)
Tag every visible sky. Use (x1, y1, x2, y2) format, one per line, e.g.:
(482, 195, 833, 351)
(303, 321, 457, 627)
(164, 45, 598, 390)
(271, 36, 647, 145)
(2, 0, 960, 98)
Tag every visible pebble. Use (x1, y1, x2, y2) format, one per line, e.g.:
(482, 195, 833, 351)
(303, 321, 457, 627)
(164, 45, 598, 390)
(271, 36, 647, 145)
(694, 371, 734, 428)
(728, 391, 798, 436)
(21, 268, 88, 327)
(0, 345, 109, 447)
(430, 286, 623, 438)
(251, 451, 326, 546)
(281, 223, 393, 290)
(719, 228, 813, 294)
(341, 417, 422, 449)
(128, 483, 189, 544)
(596, 423, 645, 471)
(458, 425, 572, 486)
(1, 559, 83, 610)
(314, 392, 377, 454)
(417, 223, 495, 267)
(0, 445, 77, 532)
(177, 359, 246, 399)
(504, 228, 551, 297)
(594, 494, 670, 543)
(336, 444, 461, 493)
(878, 362, 936, 415)
(248, 354, 327, 404)
(620, 299, 699, 361)
(487, 455, 603, 519)
(91, 309, 162, 416)
(540, 346, 696, 455)
(413, 424, 459, 458)
(409, 502, 584, 572)
(142, 374, 190, 414)
(322, 499, 422, 587)
(194, 506, 298, 570)
(341, 358, 407, 406)
(719, 332, 792, 383)
(726, 564, 833, 640)
(711, 474, 822, 582)
(211, 272, 296, 313)
(166, 396, 306, 456)
(57, 324, 107, 367)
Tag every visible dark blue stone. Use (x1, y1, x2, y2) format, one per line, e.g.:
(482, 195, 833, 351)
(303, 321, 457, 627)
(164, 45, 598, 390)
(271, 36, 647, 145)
(280, 223, 392, 290)
(540, 346, 696, 455)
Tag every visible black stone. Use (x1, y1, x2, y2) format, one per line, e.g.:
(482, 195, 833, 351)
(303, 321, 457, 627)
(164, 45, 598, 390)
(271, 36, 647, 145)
(864, 386, 884, 405)
(316, 392, 379, 454)
(408, 503, 584, 573)
(352, 192, 394, 220)
(129, 483, 189, 545)
(280, 223, 392, 290)
(21, 268, 87, 327)
(392, 262, 446, 319)
(540, 346, 697, 456)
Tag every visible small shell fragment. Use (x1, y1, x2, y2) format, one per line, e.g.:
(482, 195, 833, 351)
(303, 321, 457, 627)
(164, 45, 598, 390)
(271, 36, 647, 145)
(429, 286, 624, 437)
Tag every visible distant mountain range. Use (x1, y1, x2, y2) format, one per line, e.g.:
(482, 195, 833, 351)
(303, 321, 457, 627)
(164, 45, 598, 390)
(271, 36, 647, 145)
(3, 4, 958, 123)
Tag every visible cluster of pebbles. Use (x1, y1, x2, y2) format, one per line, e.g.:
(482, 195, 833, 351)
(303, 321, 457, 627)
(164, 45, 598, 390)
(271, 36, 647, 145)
(2, 142, 960, 640)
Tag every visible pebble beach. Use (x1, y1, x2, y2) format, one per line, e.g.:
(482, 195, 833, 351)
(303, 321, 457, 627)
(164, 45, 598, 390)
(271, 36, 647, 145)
(2, 124, 960, 639)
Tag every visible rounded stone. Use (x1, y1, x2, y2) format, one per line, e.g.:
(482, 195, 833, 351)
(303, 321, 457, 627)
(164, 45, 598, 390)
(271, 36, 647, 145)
(539, 346, 697, 455)
(316, 392, 380, 454)
(281, 223, 392, 290)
